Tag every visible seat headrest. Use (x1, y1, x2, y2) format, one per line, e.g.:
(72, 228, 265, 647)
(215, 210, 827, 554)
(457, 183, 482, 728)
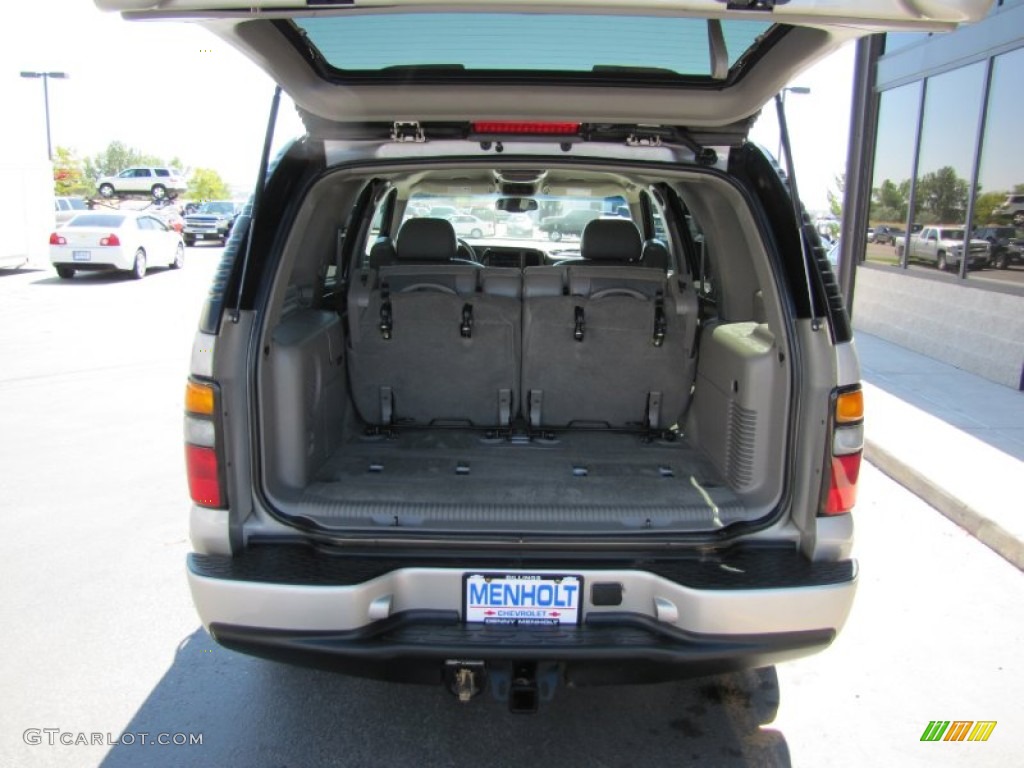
(580, 219, 642, 263)
(368, 236, 398, 269)
(395, 218, 458, 262)
(640, 238, 670, 272)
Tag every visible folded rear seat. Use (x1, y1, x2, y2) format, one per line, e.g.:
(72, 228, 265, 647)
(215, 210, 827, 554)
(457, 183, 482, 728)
(522, 219, 697, 430)
(347, 218, 521, 428)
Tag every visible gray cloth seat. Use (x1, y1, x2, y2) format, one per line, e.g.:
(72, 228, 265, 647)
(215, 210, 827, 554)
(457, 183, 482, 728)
(347, 218, 521, 427)
(521, 220, 697, 429)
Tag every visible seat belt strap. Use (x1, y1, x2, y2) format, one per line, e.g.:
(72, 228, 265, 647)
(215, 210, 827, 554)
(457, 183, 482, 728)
(529, 390, 543, 429)
(498, 389, 512, 427)
(574, 306, 585, 341)
(379, 386, 394, 425)
(653, 291, 666, 347)
(379, 282, 393, 340)
(647, 391, 662, 431)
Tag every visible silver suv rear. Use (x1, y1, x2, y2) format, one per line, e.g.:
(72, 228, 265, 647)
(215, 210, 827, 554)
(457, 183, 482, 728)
(100, 0, 991, 709)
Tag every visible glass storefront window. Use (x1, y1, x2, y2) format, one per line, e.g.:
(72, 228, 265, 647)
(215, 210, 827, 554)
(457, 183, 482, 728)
(884, 32, 930, 54)
(867, 82, 921, 264)
(912, 63, 985, 238)
(972, 47, 1024, 270)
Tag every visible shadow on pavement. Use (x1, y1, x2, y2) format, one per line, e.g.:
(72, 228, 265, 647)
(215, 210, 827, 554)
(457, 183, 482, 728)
(101, 628, 790, 767)
(0, 266, 45, 278)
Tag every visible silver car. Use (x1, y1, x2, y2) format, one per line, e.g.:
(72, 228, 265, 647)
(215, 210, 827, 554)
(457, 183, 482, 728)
(100, 0, 989, 710)
(96, 167, 187, 201)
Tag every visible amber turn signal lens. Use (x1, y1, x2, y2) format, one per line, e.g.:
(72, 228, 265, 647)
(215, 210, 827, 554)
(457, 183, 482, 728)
(185, 380, 215, 416)
(835, 389, 863, 424)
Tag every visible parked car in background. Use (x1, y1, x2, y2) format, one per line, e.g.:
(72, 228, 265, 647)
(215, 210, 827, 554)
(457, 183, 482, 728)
(871, 225, 905, 245)
(505, 213, 534, 238)
(428, 205, 458, 219)
(827, 238, 841, 268)
(994, 194, 1024, 227)
(96, 167, 187, 200)
(184, 200, 244, 245)
(538, 208, 601, 240)
(152, 206, 185, 234)
(49, 210, 184, 280)
(897, 225, 990, 271)
(447, 214, 492, 238)
(973, 225, 1023, 270)
(54, 197, 88, 226)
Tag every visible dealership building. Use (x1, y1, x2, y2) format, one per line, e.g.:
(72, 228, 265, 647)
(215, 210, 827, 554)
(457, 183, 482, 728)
(850, 0, 1024, 389)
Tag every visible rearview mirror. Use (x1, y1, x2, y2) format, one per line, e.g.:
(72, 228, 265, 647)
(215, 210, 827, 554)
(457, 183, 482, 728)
(496, 197, 538, 213)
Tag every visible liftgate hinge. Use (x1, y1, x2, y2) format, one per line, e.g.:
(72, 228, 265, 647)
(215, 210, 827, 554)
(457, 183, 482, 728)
(626, 132, 663, 148)
(391, 121, 425, 143)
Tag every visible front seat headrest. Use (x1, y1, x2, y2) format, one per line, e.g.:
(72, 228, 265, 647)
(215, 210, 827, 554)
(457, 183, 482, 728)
(580, 219, 642, 263)
(395, 217, 458, 262)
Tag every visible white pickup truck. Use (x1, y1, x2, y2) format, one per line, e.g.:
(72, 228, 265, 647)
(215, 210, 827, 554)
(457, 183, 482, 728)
(897, 225, 991, 271)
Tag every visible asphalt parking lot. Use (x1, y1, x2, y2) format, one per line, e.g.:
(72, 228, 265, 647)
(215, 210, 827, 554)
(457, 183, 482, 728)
(1, 254, 1021, 767)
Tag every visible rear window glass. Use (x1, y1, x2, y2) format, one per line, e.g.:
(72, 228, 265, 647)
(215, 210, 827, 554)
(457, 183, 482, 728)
(294, 15, 773, 77)
(198, 202, 237, 214)
(67, 214, 126, 228)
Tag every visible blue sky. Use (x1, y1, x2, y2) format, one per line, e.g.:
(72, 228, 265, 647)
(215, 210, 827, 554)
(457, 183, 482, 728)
(1, 1, 852, 208)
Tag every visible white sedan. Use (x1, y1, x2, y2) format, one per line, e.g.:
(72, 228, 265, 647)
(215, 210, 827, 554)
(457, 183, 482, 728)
(49, 211, 185, 280)
(447, 214, 493, 238)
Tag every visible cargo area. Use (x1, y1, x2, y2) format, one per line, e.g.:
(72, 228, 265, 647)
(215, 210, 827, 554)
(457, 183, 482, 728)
(252, 163, 795, 537)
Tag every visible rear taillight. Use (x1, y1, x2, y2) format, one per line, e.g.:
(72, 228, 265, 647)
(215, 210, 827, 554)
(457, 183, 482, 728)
(99, 233, 120, 246)
(184, 379, 225, 509)
(49, 232, 66, 245)
(822, 387, 864, 516)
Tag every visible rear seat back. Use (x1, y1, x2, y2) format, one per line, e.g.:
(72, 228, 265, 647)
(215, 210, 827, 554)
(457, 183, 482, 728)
(347, 218, 521, 427)
(522, 219, 697, 430)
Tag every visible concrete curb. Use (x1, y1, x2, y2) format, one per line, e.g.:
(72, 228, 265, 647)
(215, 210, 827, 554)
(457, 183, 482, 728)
(865, 439, 1024, 571)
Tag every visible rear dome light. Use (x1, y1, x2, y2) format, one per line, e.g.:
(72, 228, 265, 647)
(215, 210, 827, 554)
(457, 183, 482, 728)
(49, 232, 66, 245)
(99, 233, 120, 246)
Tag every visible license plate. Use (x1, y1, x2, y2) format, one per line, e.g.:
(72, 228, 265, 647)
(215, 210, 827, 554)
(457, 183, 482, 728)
(72, 250, 91, 262)
(464, 573, 582, 626)
(194, 233, 204, 239)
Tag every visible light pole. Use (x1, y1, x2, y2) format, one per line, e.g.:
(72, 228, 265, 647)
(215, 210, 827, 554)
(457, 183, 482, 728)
(20, 71, 68, 161)
(777, 86, 811, 163)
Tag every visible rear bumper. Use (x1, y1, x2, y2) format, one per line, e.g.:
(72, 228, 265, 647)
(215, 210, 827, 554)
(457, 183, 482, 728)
(50, 247, 132, 271)
(209, 610, 835, 686)
(188, 545, 856, 684)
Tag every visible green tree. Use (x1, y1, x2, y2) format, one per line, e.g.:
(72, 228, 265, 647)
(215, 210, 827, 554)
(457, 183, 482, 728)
(972, 191, 1006, 226)
(826, 173, 845, 219)
(915, 166, 969, 224)
(83, 140, 166, 181)
(187, 167, 230, 201)
(53, 146, 92, 197)
(870, 178, 909, 224)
